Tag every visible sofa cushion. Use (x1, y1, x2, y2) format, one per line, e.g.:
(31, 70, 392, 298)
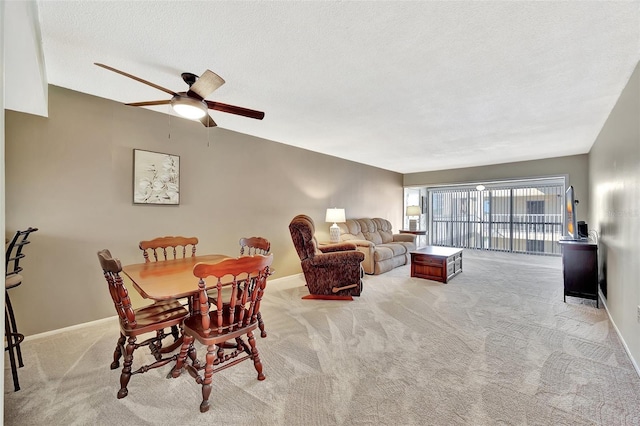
(340, 220, 367, 241)
(375, 255, 407, 275)
(338, 216, 417, 275)
(372, 218, 394, 243)
(373, 246, 394, 261)
(377, 243, 406, 257)
(357, 218, 383, 244)
(396, 241, 416, 252)
(343, 219, 361, 235)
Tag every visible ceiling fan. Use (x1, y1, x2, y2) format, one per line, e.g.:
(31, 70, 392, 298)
(94, 63, 264, 127)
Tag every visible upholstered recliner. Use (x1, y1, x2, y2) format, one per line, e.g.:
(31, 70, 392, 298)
(289, 214, 365, 297)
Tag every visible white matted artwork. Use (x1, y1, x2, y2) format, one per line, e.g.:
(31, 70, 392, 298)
(133, 149, 180, 205)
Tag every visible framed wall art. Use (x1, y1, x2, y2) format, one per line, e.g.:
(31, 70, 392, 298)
(133, 149, 180, 205)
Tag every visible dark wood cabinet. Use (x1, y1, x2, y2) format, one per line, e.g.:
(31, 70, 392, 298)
(558, 240, 599, 307)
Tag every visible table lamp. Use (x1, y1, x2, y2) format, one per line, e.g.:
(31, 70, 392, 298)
(406, 205, 421, 231)
(325, 208, 346, 244)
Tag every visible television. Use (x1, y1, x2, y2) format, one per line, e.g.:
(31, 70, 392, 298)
(565, 185, 580, 240)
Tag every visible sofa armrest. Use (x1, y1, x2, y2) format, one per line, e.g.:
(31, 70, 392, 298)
(342, 238, 375, 248)
(392, 234, 416, 243)
(319, 242, 358, 253)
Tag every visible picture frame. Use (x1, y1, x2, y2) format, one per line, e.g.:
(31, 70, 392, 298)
(133, 149, 180, 205)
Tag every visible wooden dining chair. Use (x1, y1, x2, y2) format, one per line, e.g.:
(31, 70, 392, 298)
(171, 254, 274, 413)
(139, 236, 199, 263)
(139, 235, 198, 341)
(5, 227, 38, 392)
(97, 249, 191, 399)
(239, 237, 271, 337)
(239, 236, 270, 256)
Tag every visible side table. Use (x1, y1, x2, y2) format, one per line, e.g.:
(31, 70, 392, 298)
(399, 229, 427, 247)
(399, 230, 427, 236)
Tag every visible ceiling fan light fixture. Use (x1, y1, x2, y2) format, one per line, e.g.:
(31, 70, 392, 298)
(171, 95, 207, 120)
(95, 63, 263, 127)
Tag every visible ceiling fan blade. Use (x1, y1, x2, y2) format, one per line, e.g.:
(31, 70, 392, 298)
(199, 114, 217, 127)
(94, 63, 177, 97)
(205, 101, 265, 120)
(126, 100, 171, 107)
(187, 70, 225, 100)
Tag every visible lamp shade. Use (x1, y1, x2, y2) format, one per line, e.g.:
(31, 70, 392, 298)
(405, 205, 421, 216)
(325, 208, 346, 223)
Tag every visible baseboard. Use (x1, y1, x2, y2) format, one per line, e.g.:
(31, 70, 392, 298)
(24, 274, 306, 341)
(599, 289, 640, 378)
(24, 315, 117, 342)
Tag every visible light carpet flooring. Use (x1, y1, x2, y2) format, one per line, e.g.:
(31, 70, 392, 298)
(4, 250, 640, 425)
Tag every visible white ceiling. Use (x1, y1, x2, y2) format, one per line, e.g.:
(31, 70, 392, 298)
(5, 1, 640, 174)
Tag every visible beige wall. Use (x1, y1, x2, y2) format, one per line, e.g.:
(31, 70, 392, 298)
(1, 0, 6, 402)
(404, 154, 590, 221)
(588, 61, 640, 368)
(5, 85, 403, 335)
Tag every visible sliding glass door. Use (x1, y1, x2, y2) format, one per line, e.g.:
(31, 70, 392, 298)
(408, 177, 565, 256)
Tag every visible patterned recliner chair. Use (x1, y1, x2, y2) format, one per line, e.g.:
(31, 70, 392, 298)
(289, 214, 365, 296)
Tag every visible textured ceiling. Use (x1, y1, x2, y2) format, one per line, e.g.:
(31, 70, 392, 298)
(8, 1, 640, 173)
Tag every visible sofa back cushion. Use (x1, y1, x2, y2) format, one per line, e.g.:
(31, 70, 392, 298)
(340, 217, 397, 245)
(373, 218, 394, 243)
(356, 218, 383, 245)
(339, 219, 366, 241)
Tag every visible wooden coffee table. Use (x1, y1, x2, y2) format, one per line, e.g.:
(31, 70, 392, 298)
(410, 246, 463, 283)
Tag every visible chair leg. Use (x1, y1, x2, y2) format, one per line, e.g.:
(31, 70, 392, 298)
(152, 329, 166, 356)
(171, 325, 180, 341)
(257, 312, 267, 338)
(117, 336, 136, 399)
(188, 342, 201, 369)
(235, 336, 249, 354)
(200, 345, 216, 413)
(5, 308, 20, 391)
(147, 330, 166, 361)
(111, 333, 125, 369)
(247, 331, 265, 381)
(170, 334, 194, 378)
(156, 326, 179, 346)
(5, 291, 24, 367)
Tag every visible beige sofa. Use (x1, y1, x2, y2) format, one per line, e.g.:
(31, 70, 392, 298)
(338, 218, 416, 275)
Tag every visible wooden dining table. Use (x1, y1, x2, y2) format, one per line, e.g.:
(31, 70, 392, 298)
(122, 254, 228, 302)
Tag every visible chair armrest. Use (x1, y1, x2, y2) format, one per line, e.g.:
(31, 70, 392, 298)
(319, 242, 357, 253)
(392, 234, 416, 243)
(310, 250, 365, 266)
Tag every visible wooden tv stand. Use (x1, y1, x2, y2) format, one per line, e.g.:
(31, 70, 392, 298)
(558, 239, 599, 307)
(410, 246, 463, 283)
